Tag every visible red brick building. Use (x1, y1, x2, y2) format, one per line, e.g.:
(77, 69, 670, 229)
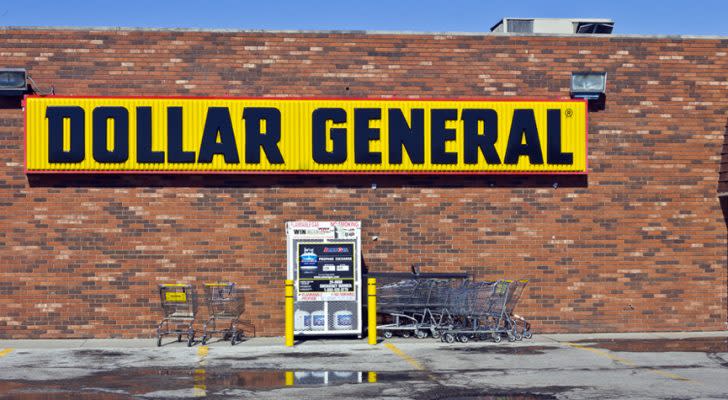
(0, 27, 726, 338)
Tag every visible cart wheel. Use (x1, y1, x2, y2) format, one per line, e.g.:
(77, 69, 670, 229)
(201, 336, 208, 346)
(187, 334, 195, 347)
(236, 332, 244, 343)
(507, 333, 516, 342)
(523, 331, 533, 339)
(431, 330, 441, 339)
(515, 332, 523, 341)
(401, 331, 411, 338)
(443, 333, 455, 344)
(177, 334, 183, 342)
(383, 331, 393, 339)
(492, 333, 502, 343)
(416, 330, 428, 339)
(230, 331, 237, 345)
(157, 336, 162, 347)
(457, 334, 470, 343)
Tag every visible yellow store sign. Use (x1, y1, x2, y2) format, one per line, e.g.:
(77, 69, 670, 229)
(25, 96, 587, 174)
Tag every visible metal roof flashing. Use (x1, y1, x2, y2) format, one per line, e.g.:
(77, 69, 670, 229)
(0, 26, 725, 40)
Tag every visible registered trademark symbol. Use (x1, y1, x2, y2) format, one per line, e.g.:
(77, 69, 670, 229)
(565, 109, 573, 117)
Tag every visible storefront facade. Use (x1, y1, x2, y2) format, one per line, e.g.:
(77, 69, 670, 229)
(0, 28, 726, 338)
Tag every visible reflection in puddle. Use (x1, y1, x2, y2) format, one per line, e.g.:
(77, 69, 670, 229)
(573, 337, 728, 353)
(0, 368, 381, 399)
(292, 370, 374, 385)
(0, 368, 576, 399)
(0, 393, 129, 400)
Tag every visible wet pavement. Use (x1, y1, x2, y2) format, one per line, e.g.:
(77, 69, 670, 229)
(0, 368, 387, 399)
(0, 332, 726, 399)
(572, 337, 728, 353)
(0, 367, 565, 399)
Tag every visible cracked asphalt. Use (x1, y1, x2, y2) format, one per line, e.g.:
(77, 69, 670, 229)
(0, 332, 726, 399)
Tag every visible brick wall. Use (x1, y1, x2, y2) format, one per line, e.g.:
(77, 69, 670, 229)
(0, 28, 726, 338)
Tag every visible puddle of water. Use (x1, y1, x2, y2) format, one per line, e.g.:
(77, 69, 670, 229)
(0, 368, 579, 399)
(0, 392, 129, 400)
(0, 368, 387, 399)
(76, 350, 127, 358)
(573, 337, 728, 353)
(453, 346, 558, 355)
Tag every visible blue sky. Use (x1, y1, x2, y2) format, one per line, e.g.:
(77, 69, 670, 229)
(1, 0, 726, 36)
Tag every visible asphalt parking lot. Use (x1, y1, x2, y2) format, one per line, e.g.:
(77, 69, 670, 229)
(0, 332, 726, 399)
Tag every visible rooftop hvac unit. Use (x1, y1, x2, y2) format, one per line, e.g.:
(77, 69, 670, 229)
(491, 18, 614, 34)
(575, 22, 614, 34)
(506, 19, 534, 33)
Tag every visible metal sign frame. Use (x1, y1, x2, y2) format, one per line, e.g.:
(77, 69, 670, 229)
(286, 221, 362, 337)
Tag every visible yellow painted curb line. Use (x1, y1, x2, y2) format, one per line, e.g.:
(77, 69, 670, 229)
(384, 343, 426, 371)
(565, 342, 692, 382)
(0, 348, 13, 357)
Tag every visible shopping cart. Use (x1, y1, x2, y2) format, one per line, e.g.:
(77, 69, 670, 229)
(503, 279, 532, 340)
(156, 284, 197, 347)
(377, 278, 461, 339)
(377, 279, 422, 338)
(439, 280, 515, 343)
(417, 279, 459, 338)
(374, 273, 530, 343)
(201, 282, 246, 345)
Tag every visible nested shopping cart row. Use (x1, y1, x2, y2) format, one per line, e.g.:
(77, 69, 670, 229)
(157, 283, 250, 346)
(376, 278, 531, 343)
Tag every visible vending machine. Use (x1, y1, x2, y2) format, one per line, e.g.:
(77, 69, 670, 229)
(286, 221, 362, 337)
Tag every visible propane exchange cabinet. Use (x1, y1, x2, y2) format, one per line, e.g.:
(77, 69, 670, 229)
(286, 221, 362, 337)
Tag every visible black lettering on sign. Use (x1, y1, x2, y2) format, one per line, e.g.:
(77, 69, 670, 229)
(92, 107, 129, 163)
(167, 107, 195, 163)
(547, 109, 573, 165)
(354, 108, 382, 164)
(244, 107, 284, 164)
(312, 108, 347, 164)
(47, 106, 85, 163)
(388, 108, 424, 164)
(462, 108, 500, 164)
(504, 109, 543, 165)
(431, 109, 458, 164)
(198, 107, 240, 163)
(136, 107, 164, 163)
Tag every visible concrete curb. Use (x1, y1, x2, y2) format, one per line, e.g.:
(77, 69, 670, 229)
(1, 331, 725, 349)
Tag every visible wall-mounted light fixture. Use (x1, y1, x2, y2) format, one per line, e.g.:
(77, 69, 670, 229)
(570, 72, 607, 111)
(0, 68, 28, 97)
(570, 72, 606, 99)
